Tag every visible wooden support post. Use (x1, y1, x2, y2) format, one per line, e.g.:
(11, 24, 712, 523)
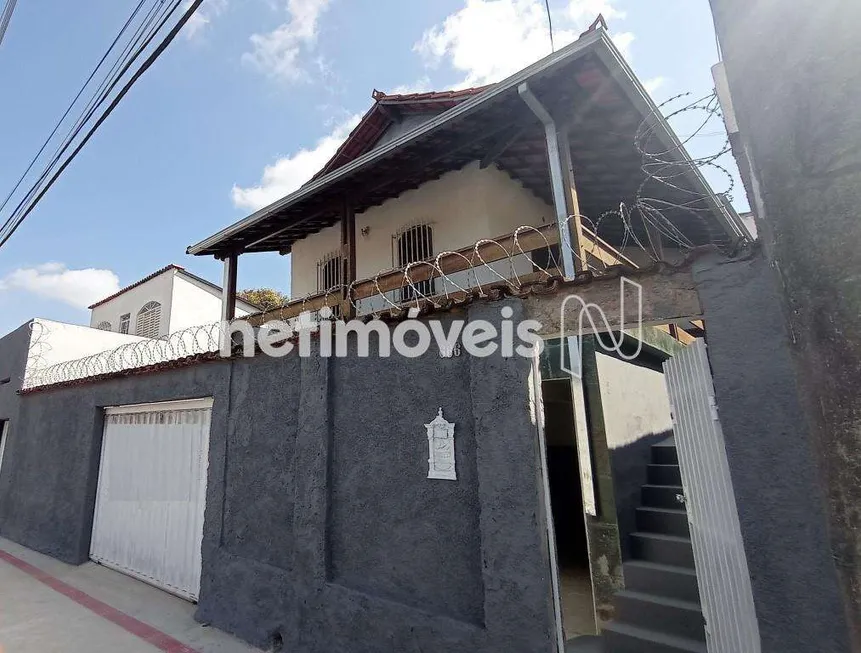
(559, 128, 589, 273)
(340, 198, 357, 318)
(221, 252, 238, 322)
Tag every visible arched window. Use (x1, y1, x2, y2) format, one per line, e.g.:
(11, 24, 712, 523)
(96, 321, 112, 331)
(317, 251, 343, 292)
(136, 301, 162, 338)
(395, 223, 434, 302)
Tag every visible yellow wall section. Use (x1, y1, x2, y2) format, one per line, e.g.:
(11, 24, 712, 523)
(290, 161, 554, 297)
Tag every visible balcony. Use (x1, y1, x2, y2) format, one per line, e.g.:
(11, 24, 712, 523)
(242, 221, 640, 327)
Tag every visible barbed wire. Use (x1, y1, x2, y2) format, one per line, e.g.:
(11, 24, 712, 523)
(587, 90, 742, 259)
(23, 322, 224, 390)
(23, 89, 741, 390)
(25, 319, 52, 379)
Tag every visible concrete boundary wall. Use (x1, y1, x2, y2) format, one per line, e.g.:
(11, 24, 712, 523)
(0, 301, 558, 653)
(692, 252, 851, 653)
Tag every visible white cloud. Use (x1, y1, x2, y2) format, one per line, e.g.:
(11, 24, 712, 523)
(183, 0, 228, 40)
(231, 114, 361, 211)
(643, 76, 667, 96)
(388, 76, 433, 96)
(242, 0, 332, 81)
(415, 0, 633, 87)
(566, 0, 625, 22)
(0, 263, 120, 309)
(612, 30, 635, 58)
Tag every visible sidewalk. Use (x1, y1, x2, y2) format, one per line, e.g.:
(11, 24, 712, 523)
(0, 538, 262, 653)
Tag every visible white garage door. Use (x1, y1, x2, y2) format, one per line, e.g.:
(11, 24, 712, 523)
(90, 398, 213, 601)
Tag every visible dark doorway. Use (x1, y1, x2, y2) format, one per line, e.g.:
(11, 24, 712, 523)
(541, 379, 596, 640)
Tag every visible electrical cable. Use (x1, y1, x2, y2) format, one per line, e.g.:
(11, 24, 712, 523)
(0, 0, 18, 48)
(0, 0, 203, 250)
(2, 0, 178, 229)
(0, 0, 150, 216)
(544, 0, 555, 52)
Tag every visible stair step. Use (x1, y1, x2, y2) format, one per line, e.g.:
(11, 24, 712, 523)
(623, 560, 700, 603)
(602, 621, 706, 653)
(651, 443, 678, 465)
(642, 484, 686, 509)
(648, 463, 682, 486)
(631, 532, 695, 568)
(637, 506, 690, 537)
(614, 590, 705, 643)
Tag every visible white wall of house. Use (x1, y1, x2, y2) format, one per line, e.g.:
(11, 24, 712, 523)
(595, 352, 674, 449)
(90, 269, 255, 338)
(169, 275, 251, 332)
(289, 161, 554, 299)
(29, 319, 146, 371)
(90, 273, 174, 336)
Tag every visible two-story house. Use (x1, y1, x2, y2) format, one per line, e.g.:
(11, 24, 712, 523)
(183, 27, 750, 651)
(0, 28, 768, 653)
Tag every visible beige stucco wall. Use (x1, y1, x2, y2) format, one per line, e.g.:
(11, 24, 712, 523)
(289, 161, 554, 298)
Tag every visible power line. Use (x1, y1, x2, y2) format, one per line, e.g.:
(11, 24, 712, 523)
(544, 0, 555, 52)
(0, 0, 150, 217)
(0, 0, 18, 48)
(0, 0, 204, 250)
(4, 0, 177, 222)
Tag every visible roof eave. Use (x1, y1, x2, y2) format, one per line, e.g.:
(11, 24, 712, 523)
(186, 29, 606, 257)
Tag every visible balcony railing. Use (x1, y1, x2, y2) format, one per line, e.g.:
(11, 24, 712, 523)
(244, 222, 638, 327)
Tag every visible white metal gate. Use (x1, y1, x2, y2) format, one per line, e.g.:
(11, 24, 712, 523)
(663, 340, 760, 653)
(90, 398, 212, 601)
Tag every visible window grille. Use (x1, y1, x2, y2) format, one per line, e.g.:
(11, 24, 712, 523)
(317, 251, 343, 292)
(394, 223, 434, 302)
(96, 321, 112, 331)
(317, 251, 343, 318)
(135, 302, 162, 338)
(119, 313, 131, 335)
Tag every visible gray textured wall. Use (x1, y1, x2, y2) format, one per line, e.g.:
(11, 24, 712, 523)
(199, 303, 557, 652)
(693, 252, 851, 653)
(0, 359, 232, 564)
(0, 323, 32, 521)
(0, 301, 558, 653)
(0, 322, 30, 419)
(708, 0, 861, 647)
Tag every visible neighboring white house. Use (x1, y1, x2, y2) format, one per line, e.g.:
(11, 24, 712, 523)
(89, 264, 259, 338)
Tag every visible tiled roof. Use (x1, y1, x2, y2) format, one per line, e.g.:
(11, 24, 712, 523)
(313, 85, 491, 179)
(88, 264, 262, 311)
(371, 87, 492, 103)
(88, 265, 183, 309)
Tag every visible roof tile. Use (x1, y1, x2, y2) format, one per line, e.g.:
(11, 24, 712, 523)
(88, 264, 184, 309)
(315, 85, 492, 179)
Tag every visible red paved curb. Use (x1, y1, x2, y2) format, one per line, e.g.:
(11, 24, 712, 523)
(0, 549, 201, 653)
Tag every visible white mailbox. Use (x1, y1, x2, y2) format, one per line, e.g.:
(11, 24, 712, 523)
(425, 408, 456, 481)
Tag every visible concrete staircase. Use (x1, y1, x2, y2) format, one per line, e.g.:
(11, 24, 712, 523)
(602, 439, 707, 653)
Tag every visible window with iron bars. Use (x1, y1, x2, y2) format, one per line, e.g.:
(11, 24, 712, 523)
(317, 251, 343, 318)
(394, 223, 434, 303)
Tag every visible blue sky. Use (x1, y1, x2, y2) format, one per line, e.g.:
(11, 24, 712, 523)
(0, 0, 733, 333)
